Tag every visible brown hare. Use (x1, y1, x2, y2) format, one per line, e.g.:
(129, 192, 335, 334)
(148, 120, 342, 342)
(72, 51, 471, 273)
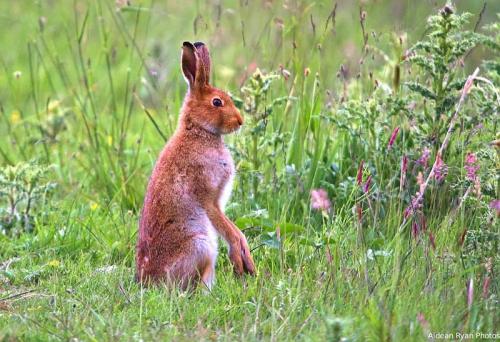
(135, 41, 255, 290)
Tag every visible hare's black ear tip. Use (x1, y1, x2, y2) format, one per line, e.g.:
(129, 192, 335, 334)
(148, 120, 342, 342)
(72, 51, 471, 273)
(182, 41, 194, 49)
(194, 41, 205, 48)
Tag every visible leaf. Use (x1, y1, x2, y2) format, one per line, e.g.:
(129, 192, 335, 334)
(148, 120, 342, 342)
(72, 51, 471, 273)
(447, 78, 467, 91)
(298, 237, 324, 248)
(407, 55, 435, 76)
(231, 95, 244, 109)
(278, 222, 304, 234)
(404, 82, 437, 100)
(235, 217, 304, 235)
(261, 232, 280, 249)
(235, 217, 274, 231)
(369, 238, 385, 249)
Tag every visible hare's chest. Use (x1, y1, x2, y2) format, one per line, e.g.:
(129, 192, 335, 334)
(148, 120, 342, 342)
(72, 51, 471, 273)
(213, 155, 235, 188)
(202, 149, 235, 194)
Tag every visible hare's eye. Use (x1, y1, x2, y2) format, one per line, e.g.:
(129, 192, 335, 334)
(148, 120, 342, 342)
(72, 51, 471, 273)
(212, 97, 223, 107)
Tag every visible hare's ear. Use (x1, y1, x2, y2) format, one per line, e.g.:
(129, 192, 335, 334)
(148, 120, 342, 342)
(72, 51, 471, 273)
(194, 42, 211, 85)
(181, 42, 197, 88)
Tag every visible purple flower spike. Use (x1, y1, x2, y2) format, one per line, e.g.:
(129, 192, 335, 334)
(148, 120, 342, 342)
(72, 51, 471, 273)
(464, 152, 480, 182)
(387, 127, 400, 150)
(417, 148, 431, 168)
(404, 193, 424, 218)
(467, 278, 474, 309)
(489, 200, 500, 215)
(356, 161, 364, 186)
(434, 154, 448, 182)
(363, 175, 372, 194)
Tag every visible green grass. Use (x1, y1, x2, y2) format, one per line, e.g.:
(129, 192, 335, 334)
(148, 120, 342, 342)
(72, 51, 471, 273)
(0, 0, 499, 340)
(2, 204, 495, 341)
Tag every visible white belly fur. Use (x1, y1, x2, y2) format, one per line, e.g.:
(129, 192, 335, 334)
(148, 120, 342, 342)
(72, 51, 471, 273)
(219, 173, 234, 211)
(204, 216, 219, 252)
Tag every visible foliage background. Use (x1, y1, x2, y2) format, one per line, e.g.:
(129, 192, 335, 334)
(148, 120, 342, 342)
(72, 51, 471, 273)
(0, 0, 498, 340)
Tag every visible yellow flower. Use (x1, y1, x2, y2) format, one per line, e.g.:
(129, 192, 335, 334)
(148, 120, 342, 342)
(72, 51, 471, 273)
(47, 260, 60, 267)
(90, 202, 99, 211)
(28, 305, 43, 312)
(47, 100, 60, 112)
(107, 135, 113, 146)
(10, 110, 21, 124)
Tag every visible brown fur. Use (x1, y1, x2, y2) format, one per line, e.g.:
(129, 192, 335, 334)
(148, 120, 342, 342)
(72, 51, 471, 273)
(135, 42, 255, 289)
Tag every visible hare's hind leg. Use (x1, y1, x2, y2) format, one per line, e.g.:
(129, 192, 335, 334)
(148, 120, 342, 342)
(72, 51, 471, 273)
(199, 255, 215, 290)
(193, 237, 216, 290)
(168, 237, 216, 290)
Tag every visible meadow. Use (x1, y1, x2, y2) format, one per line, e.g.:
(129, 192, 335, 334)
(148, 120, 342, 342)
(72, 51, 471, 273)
(0, 0, 499, 340)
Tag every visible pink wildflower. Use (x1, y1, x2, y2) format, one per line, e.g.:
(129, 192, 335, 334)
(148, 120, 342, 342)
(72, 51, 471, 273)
(412, 221, 419, 239)
(401, 155, 408, 174)
(310, 189, 332, 212)
(356, 204, 363, 224)
(409, 216, 428, 237)
(280, 65, 291, 80)
(458, 228, 467, 247)
(434, 154, 448, 182)
(489, 200, 500, 215)
(420, 215, 427, 232)
(356, 161, 364, 185)
(482, 277, 490, 299)
(149, 68, 159, 78)
(400, 155, 408, 191)
(467, 278, 474, 309)
(465, 152, 478, 166)
(363, 175, 372, 194)
(417, 313, 428, 326)
(464, 152, 479, 181)
(326, 245, 333, 264)
(417, 313, 430, 335)
(416, 171, 425, 193)
(429, 231, 436, 250)
(473, 178, 481, 197)
(387, 127, 400, 150)
(404, 193, 423, 218)
(417, 148, 431, 168)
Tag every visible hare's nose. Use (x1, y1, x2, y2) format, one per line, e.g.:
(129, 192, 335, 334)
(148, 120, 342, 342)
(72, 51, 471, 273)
(236, 113, 244, 126)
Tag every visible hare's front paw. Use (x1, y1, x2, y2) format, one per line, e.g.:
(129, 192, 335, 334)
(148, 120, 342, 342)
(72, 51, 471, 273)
(239, 233, 256, 275)
(229, 233, 255, 276)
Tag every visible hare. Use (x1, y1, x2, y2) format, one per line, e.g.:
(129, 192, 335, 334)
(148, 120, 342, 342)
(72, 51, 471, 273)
(135, 41, 255, 290)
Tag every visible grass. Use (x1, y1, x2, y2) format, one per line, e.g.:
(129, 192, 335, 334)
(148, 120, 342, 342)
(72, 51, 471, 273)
(0, 0, 499, 340)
